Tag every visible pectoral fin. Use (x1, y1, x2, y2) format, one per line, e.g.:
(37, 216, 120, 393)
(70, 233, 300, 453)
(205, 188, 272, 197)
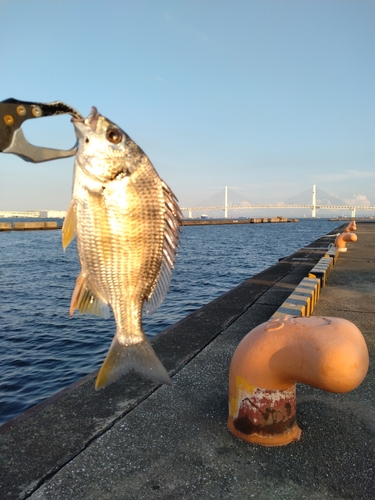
(70, 272, 110, 319)
(62, 201, 77, 250)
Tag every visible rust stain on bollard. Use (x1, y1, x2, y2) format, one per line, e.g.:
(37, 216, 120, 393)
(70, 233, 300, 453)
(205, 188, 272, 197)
(228, 376, 301, 446)
(234, 386, 297, 436)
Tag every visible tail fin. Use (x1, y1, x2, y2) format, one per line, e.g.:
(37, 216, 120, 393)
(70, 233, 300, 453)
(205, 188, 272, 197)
(95, 335, 171, 390)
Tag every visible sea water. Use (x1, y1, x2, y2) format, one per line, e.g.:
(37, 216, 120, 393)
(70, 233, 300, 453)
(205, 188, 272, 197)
(0, 219, 341, 425)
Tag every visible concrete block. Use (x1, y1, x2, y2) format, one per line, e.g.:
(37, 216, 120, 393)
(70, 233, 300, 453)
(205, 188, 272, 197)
(271, 300, 307, 318)
(299, 277, 321, 302)
(13, 222, 44, 230)
(308, 269, 327, 287)
(320, 256, 333, 275)
(290, 289, 314, 315)
(294, 285, 317, 309)
(283, 297, 308, 316)
(308, 256, 333, 286)
(325, 245, 339, 264)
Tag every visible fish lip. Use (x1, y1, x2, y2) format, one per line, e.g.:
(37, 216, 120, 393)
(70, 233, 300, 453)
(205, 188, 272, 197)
(71, 106, 99, 131)
(85, 106, 100, 131)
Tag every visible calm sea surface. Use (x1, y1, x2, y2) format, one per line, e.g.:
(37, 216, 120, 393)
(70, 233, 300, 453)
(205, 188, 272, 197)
(0, 218, 341, 425)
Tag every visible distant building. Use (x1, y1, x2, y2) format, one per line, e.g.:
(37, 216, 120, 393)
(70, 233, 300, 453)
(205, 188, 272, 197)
(38, 210, 66, 218)
(0, 211, 39, 218)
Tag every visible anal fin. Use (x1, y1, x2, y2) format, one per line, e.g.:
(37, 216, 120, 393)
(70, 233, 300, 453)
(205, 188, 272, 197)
(70, 272, 110, 319)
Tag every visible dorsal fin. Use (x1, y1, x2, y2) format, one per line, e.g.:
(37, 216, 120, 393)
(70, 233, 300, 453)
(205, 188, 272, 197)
(144, 182, 182, 314)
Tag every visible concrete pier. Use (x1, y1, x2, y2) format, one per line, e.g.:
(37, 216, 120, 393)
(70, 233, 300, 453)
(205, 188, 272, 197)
(1, 222, 374, 499)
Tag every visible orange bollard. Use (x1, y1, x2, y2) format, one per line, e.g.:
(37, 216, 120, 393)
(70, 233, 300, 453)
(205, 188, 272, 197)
(335, 232, 357, 251)
(228, 316, 369, 446)
(345, 220, 357, 232)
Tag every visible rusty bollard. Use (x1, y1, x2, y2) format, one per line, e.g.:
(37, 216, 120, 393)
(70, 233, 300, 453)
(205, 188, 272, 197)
(228, 316, 368, 446)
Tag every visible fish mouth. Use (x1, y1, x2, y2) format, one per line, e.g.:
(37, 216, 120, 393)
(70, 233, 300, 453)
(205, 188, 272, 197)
(85, 106, 100, 130)
(72, 106, 100, 134)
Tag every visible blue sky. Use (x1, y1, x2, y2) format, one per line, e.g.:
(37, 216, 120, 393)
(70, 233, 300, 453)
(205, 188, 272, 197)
(0, 0, 374, 213)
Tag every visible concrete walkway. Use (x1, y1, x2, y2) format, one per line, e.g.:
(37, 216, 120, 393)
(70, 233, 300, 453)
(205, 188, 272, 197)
(1, 222, 374, 499)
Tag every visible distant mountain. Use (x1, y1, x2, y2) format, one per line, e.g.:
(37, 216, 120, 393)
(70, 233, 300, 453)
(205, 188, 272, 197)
(195, 187, 347, 208)
(285, 188, 346, 206)
(194, 188, 257, 207)
(184, 186, 359, 219)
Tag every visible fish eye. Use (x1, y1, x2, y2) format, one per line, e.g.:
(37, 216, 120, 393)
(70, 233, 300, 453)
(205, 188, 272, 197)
(106, 127, 122, 144)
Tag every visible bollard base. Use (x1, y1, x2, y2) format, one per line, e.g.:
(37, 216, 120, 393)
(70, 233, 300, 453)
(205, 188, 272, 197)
(227, 417, 301, 446)
(228, 382, 301, 446)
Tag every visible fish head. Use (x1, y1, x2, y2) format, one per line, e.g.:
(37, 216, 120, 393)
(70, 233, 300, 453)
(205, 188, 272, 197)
(72, 107, 134, 182)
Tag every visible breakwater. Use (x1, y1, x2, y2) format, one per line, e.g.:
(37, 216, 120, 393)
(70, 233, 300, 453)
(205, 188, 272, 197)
(182, 216, 298, 226)
(0, 221, 60, 231)
(0, 217, 297, 230)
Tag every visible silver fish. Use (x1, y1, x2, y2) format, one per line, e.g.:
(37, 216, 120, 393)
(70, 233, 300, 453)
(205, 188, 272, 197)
(62, 107, 181, 389)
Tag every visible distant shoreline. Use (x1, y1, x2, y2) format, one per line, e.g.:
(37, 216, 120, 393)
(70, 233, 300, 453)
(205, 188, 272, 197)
(182, 217, 298, 226)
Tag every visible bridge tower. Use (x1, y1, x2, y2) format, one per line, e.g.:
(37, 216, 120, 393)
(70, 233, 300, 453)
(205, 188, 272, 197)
(224, 186, 228, 218)
(312, 184, 317, 218)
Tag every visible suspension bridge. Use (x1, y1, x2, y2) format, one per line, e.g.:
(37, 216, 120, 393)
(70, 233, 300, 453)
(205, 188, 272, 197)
(180, 185, 375, 219)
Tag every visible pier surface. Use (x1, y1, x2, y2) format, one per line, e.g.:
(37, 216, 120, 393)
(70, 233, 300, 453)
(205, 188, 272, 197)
(1, 223, 374, 499)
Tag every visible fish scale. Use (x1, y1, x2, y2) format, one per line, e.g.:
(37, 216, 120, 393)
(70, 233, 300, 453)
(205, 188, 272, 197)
(62, 107, 181, 389)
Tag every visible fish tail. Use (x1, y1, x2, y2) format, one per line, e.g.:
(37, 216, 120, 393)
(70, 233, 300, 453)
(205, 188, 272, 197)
(95, 335, 171, 390)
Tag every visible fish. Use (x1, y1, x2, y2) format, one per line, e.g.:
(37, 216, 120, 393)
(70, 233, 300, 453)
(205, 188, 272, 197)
(62, 107, 182, 389)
